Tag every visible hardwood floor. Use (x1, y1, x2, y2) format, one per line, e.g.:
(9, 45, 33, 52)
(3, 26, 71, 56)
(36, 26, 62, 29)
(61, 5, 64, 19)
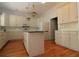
(0, 40, 29, 57)
(0, 40, 79, 57)
(38, 40, 79, 57)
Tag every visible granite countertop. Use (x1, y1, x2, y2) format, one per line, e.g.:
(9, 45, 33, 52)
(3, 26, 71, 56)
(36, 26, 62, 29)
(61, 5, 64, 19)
(24, 30, 48, 33)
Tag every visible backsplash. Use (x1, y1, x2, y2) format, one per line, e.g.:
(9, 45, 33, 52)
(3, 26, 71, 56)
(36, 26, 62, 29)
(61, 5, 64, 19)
(5, 26, 40, 31)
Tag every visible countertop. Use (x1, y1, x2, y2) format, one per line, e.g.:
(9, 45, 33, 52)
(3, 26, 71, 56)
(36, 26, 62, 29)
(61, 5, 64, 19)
(24, 30, 48, 33)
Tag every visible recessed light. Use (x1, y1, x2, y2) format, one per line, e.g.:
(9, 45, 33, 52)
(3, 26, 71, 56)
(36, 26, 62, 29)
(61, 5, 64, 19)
(41, 2, 46, 4)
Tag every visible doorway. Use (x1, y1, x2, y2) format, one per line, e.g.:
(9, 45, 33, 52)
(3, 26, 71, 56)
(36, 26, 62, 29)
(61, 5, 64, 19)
(50, 17, 58, 41)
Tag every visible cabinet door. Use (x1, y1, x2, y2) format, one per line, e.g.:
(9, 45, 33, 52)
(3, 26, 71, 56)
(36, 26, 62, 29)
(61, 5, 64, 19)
(62, 4, 69, 23)
(0, 15, 1, 26)
(55, 31, 62, 45)
(57, 8, 63, 24)
(5, 14, 9, 26)
(0, 32, 8, 49)
(9, 15, 24, 26)
(57, 4, 69, 24)
(1, 13, 5, 26)
(16, 16, 24, 26)
(0, 13, 9, 26)
(69, 3, 77, 22)
(70, 32, 78, 51)
(78, 32, 79, 51)
(61, 31, 70, 48)
(9, 15, 17, 26)
(55, 31, 59, 44)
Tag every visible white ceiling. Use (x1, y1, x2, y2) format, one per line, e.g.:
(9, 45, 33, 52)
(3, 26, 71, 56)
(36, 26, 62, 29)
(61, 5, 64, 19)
(0, 2, 59, 16)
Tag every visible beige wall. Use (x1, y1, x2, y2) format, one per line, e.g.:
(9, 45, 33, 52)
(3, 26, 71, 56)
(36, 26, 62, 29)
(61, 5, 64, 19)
(37, 2, 78, 40)
(0, 3, 78, 39)
(7, 14, 39, 40)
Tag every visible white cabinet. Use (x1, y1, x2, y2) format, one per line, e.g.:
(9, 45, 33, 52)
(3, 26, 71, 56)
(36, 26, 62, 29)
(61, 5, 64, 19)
(55, 31, 70, 48)
(69, 3, 78, 22)
(57, 8, 63, 24)
(0, 15, 1, 26)
(62, 4, 69, 23)
(58, 3, 77, 25)
(0, 32, 8, 49)
(0, 13, 9, 26)
(9, 15, 17, 26)
(16, 16, 24, 26)
(55, 31, 62, 45)
(70, 32, 78, 51)
(61, 31, 70, 48)
(1, 13, 5, 26)
(55, 31, 79, 51)
(57, 4, 69, 24)
(57, 3, 78, 31)
(9, 15, 25, 26)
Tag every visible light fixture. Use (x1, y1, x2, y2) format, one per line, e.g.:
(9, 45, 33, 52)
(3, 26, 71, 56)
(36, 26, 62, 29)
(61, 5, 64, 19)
(41, 2, 46, 4)
(31, 3, 38, 17)
(25, 3, 38, 18)
(32, 11, 38, 17)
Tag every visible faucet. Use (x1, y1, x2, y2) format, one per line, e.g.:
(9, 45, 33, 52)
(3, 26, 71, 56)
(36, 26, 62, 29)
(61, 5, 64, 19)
(22, 24, 30, 30)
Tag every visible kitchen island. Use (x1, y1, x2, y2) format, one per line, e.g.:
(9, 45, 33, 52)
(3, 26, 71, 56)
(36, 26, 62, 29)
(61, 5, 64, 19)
(24, 31, 45, 56)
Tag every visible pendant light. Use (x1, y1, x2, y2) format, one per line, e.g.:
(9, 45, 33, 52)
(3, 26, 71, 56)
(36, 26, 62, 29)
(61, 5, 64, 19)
(31, 3, 38, 17)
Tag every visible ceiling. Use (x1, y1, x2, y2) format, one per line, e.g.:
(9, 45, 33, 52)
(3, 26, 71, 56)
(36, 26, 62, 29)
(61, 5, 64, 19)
(0, 2, 59, 16)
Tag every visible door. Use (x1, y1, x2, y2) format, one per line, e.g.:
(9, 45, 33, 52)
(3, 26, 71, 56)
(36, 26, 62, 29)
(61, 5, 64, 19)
(70, 31, 78, 51)
(50, 17, 58, 41)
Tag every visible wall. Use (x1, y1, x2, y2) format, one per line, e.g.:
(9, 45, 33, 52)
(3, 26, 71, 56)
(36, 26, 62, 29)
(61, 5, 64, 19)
(37, 2, 78, 40)
(1, 3, 78, 40)
(0, 7, 39, 40)
(37, 3, 65, 40)
(7, 14, 39, 40)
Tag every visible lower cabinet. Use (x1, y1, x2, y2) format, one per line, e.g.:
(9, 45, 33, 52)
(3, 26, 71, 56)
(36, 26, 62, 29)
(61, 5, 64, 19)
(61, 31, 70, 48)
(55, 31, 79, 51)
(55, 31, 70, 48)
(55, 31, 62, 45)
(70, 32, 79, 51)
(0, 32, 8, 49)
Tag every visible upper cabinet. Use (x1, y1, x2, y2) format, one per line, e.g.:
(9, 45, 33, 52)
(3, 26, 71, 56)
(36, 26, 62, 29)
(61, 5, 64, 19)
(58, 3, 78, 24)
(57, 7, 63, 24)
(0, 15, 1, 26)
(9, 15, 25, 26)
(9, 14, 38, 27)
(57, 4, 69, 24)
(61, 4, 69, 23)
(0, 13, 9, 26)
(9, 15, 17, 26)
(69, 3, 78, 22)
